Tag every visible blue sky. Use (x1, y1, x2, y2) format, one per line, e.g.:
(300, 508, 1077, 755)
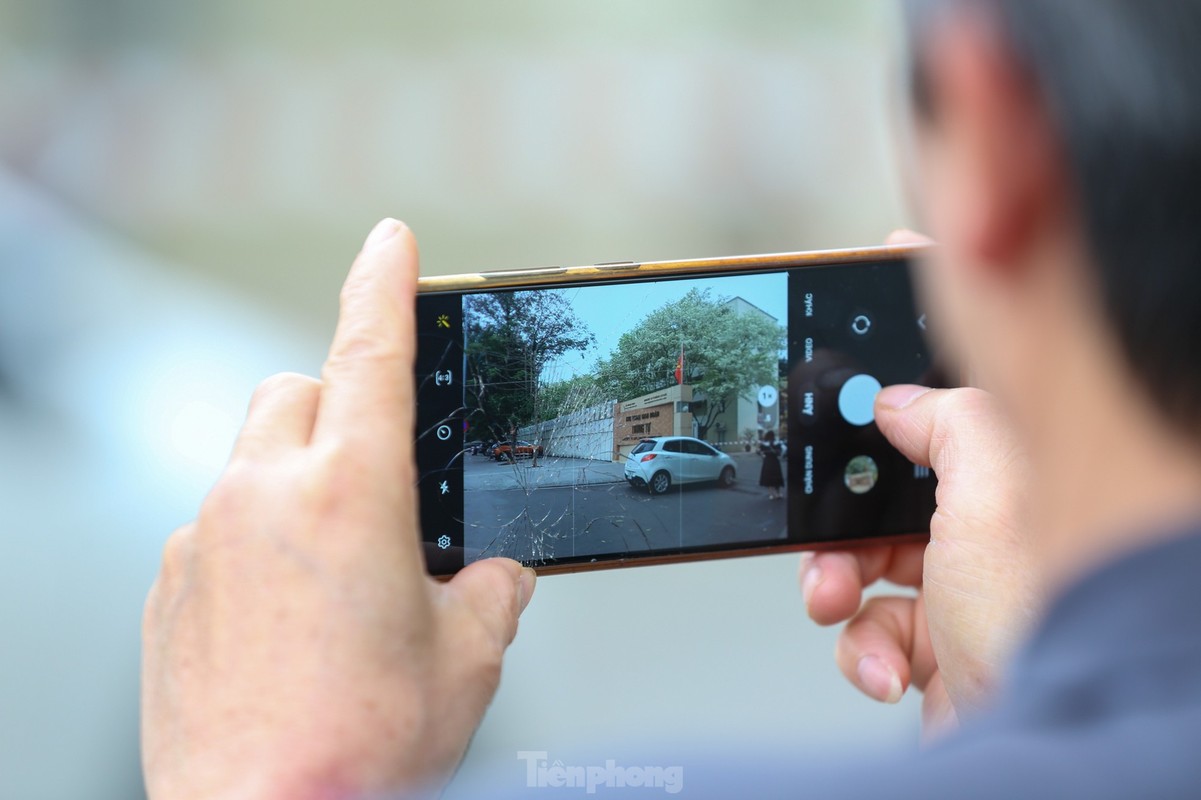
(541, 271, 788, 382)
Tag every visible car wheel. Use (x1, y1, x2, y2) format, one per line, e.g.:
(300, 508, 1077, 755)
(719, 466, 735, 487)
(650, 471, 672, 495)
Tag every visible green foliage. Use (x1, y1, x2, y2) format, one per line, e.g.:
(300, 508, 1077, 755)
(538, 373, 602, 421)
(465, 290, 594, 437)
(594, 289, 784, 439)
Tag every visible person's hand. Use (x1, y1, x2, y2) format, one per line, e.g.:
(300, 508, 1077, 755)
(142, 219, 536, 799)
(798, 231, 1040, 739)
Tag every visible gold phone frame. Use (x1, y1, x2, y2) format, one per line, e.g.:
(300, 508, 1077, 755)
(419, 243, 934, 576)
(419, 243, 928, 294)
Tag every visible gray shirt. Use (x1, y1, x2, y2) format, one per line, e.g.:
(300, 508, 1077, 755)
(693, 524, 1201, 798)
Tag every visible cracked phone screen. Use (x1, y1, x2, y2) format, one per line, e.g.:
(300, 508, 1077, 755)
(415, 258, 943, 576)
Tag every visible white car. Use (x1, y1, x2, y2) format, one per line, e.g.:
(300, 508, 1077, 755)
(623, 436, 736, 494)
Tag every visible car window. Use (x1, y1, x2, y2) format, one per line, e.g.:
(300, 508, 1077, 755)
(662, 440, 683, 453)
(631, 440, 655, 455)
(681, 440, 714, 456)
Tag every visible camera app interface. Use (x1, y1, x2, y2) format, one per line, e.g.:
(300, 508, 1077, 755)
(416, 259, 939, 574)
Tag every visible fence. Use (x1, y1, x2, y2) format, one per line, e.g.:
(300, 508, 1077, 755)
(520, 399, 616, 461)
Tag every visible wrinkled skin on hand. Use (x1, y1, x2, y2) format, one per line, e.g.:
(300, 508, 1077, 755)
(801, 381, 1040, 739)
(142, 220, 536, 800)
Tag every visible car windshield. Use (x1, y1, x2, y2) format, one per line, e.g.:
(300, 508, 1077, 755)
(630, 440, 656, 455)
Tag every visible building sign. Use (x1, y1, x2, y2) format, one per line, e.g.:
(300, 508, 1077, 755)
(620, 390, 674, 412)
(612, 384, 695, 461)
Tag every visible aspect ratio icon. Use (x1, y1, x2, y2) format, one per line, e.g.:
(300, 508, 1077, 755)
(434, 369, 453, 386)
(435, 424, 453, 441)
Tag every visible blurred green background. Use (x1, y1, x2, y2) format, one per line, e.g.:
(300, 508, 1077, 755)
(0, 1, 920, 797)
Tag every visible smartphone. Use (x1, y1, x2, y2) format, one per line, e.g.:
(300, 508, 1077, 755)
(415, 244, 950, 576)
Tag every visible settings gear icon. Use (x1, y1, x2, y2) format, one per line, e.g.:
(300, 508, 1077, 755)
(436, 534, 452, 550)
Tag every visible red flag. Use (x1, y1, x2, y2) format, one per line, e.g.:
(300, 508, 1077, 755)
(674, 344, 684, 385)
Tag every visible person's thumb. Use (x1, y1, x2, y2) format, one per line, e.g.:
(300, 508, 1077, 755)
(876, 383, 1027, 558)
(447, 558, 536, 649)
(875, 385, 1015, 478)
(874, 384, 937, 464)
(875, 384, 1035, 714)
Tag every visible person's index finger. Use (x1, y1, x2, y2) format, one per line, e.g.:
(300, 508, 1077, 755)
(313, 219, 419, 467)
(803, 543, 925, 625)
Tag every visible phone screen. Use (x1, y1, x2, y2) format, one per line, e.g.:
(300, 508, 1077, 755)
(415, 257, 945, 575)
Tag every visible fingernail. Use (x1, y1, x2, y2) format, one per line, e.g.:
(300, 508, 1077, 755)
(801, 560, 822, 610)
(363, 218, 401, 250)
(877, 384, 931, 411)
(857, 655, 904, 704)
(517, 567, 537, 614)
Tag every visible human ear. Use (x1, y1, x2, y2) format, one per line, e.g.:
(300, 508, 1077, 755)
(919, 12, 1067, 273)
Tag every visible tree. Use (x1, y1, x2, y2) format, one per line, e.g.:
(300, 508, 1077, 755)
(537, 374, 601, 421)
(594, 289, 784, 441)
(464, 290, 594, 440)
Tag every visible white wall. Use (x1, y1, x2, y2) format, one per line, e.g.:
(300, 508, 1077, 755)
(521, 399, 617, 461)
